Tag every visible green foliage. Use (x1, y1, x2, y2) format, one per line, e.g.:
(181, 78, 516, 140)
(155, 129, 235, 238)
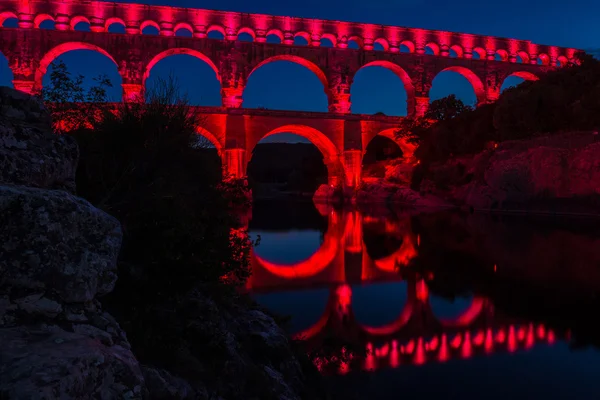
(41, 60, 112, 133)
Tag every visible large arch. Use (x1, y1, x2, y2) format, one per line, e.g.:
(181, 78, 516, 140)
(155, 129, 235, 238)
(196, 126, 223, 154)
(372, 128, 416, 160)
(143, 48, 220, 87)
(353, 61, 415, 116)
(500, 71, 539, 92)
(246, 55, 329, 96)
(431, 66, 485, 106)
(252, 124, 339, 163)
(35, 42, 118, 91)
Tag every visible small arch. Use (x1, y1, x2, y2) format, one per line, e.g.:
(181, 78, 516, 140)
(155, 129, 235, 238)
(143, 48, 220, 86)
(105, 17, 126, 33)
(374, 38, 389, 51)
(247, 55, 329, 92)
(266, 29, 284, 44)
(348, 36, 363, 50)
(237, 27, 255, 42)
(495, 49, 509, 62)
(556, 55, 568, 67)
(207, 25, 225, 40)
(294, 31, 310, 46)
(425, 42, 440, 56)
(70, 16, 91, 31)
(516, 51, 530, 64)
(400, 40, 415, 53)
(472, 47, 486, 60)
(537, 53, 550, 65)
(449, 44, 463, 58)
(35, 42, 117, 91)
(433, 66, 485, 105)
(34, 14, 55, 29)
(141, 20, 160, 35)
(320, 33, 337, 48)
(174, 22, 194, 37)
(0, 11, 17, 27)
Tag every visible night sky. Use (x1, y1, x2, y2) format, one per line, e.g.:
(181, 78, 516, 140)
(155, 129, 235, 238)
(0, 0, 596, 142)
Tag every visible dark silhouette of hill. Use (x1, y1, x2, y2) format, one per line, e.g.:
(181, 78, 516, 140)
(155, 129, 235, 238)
(247, 143, 327, 197)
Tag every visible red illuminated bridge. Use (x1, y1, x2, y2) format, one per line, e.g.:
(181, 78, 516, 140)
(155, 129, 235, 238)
(0, 0, 579, 187)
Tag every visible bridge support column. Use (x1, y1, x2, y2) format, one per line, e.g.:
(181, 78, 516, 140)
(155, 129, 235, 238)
(329, 88, 351, 114)
(12, 80, 35, 95)
(222, 87, 244, 108)
(415, 96, 430, 117)
(122, 83, 144, 102)
(222, 148, 247, 180)
(342, 150, 362, 189)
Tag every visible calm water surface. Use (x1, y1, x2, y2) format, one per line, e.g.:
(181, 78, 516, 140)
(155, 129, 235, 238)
(246, 201, 600, 399)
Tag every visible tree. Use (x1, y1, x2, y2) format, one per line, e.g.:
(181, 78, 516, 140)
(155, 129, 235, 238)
(41, 60, 112, 133)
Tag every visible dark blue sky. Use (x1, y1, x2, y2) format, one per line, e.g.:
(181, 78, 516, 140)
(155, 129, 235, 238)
(0, 0, 596, 142)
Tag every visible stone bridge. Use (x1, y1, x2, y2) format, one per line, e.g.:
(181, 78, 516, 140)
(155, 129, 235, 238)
(0, 0, 579, 187)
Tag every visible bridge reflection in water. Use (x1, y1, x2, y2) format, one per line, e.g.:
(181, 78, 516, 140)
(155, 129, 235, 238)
(243, 203, 600, 376)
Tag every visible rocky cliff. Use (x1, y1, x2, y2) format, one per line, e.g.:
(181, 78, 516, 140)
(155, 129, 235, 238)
(0, 87, 146, 398)
(424, 131, 600, 213)
(0, 88, 321, 399)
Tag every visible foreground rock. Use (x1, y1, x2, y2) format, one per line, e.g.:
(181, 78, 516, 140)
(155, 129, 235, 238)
(423, 131, 600, 212)
(0, 87, 78, 192)
(0, 87, 146, 398)
(0, 87, 322, 399)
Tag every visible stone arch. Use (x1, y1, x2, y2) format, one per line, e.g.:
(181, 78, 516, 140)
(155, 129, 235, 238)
(173, 22, 194, 36)
(425, 42, 440, 55)
(70, 16, 91, 30)
(143, 48, 221, 87)
(516, 50, 530, 64)
(450, 44, 464, 58)
(495, 49, 509, 62)
(237, 26, 256, 41)
(250, 124, 342, 185)
(506, 71, 539, 81)
(105, 17, 126, 32)
(253, 124, 339, 162)
(320, 33, 337, 47)
(196, 126, 223, 154)
(266, 28, 284, 43)
(34, 14, 54, 28)
(372, 128, 416, 161)
(206, 24, 226, 38)
(354, 61, 415, 116)
(400, 40, 415, 53)
(0, 11, 17, 26)
(472, 47, 486, 60)
(247, 55, 329, 96)
(433, 66, 486, 105)
(35, 42, 117, 91)
(348, 35, 364, 49)
(140, 20, 160, 34)
(557, 55, 569, 67)
(294, 31, 311, 45)
(374, 38, 389, 51)
(537, 53, 550, 65)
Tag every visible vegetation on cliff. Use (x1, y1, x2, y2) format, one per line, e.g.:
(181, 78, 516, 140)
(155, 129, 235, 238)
(41, 62, 323, 399)
(397, 52, 600, 192)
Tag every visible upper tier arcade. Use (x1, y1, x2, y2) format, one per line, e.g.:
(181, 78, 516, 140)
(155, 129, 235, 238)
(0, 0, 579, 117)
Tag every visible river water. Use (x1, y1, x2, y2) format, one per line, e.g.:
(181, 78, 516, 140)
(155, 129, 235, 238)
(246, 201, 600, 399)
